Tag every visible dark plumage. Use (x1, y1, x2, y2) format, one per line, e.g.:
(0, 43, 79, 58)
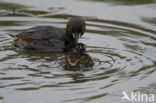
(61, 43, 94, 71)
(10, 17, 85, 52)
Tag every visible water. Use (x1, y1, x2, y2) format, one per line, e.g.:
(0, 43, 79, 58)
(0, 0, 156, 103)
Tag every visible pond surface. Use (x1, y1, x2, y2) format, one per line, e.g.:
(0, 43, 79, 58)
(0, 0, 156, 103)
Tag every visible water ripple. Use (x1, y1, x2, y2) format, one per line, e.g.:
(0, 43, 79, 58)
(0, 8, 156, 103)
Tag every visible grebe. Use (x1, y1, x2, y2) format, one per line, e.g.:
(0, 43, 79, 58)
(61, 43, 94, 71)
(10, 17, 85, 52)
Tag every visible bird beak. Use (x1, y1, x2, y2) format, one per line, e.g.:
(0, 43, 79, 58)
(75, 34, 79, 43)
(73, 33, 80, 43)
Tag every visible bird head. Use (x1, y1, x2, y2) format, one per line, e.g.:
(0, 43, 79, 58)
(74, 43, 86, 56)
(66, 17, 86, 43)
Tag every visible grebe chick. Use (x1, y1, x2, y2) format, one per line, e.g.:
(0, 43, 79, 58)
(61, 43, 94, 71)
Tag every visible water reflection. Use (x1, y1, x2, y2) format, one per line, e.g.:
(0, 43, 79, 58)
(86, 0, 156, 5)
(0, 1, 64, 17)
(142, 17, 156, 26)
(0, 1, 27, 10)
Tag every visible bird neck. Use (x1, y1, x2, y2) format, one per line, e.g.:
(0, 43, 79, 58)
(66, 23, 72, 38)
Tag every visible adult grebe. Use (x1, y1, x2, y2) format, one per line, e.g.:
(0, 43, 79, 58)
(10, 17, 85, 52)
